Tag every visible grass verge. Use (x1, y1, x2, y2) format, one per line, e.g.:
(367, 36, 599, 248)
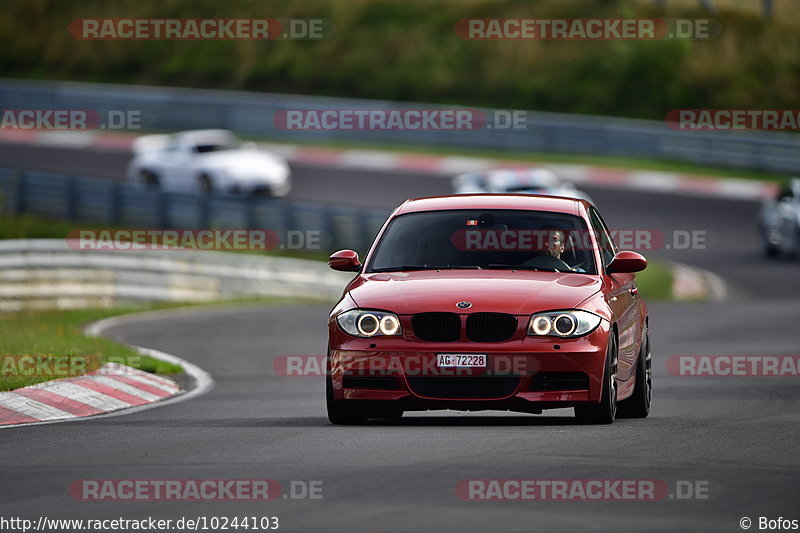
(0, 306, 182, 391)
(635, 260, 674, 302)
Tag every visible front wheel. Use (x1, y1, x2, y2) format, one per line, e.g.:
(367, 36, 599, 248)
(139, 170, 159, 189)
(617, 330, 651, 419)
(326, 374, 367, 425)
(575, 333, 618, 425)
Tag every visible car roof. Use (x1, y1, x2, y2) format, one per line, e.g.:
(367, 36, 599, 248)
(394, 194, 589, 216)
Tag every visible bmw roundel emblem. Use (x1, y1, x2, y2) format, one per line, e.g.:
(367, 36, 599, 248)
(456, 301, 472, 309)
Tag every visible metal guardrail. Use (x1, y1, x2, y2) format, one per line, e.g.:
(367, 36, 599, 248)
(0, 239, 354, 311)
(1, 78, 798, 173)
(0, 168, 389, 254)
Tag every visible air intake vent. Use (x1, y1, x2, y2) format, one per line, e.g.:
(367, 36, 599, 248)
(342, 375, 401, 390)
(407, 376, 520, 399)
(530, 372, 589, 391)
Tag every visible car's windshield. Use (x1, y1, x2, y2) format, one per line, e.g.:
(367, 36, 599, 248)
(192, 139, 239, 153)
(506, 185, 547, 193)
(367, 209, 597, 274)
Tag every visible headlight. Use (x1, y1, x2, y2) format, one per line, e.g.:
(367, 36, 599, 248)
(267, 162, 289, 181)
(337, 309, 402, 338)
(527, 310, 602, 338)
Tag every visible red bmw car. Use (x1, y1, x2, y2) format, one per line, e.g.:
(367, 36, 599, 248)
(326, 194, 651, 424)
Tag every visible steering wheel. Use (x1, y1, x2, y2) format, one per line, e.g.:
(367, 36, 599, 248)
(520, 254, 572, 272)
(570, 258, 590, 271)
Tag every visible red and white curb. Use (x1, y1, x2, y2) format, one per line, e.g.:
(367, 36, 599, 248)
(671, 262, 728, 302)
(0, 363, 179, 426)
(0, 130, 778, 201)
(0, 313, 213, 429)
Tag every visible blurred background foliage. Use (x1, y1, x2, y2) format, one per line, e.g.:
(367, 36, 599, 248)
(1, 0, 797, 119)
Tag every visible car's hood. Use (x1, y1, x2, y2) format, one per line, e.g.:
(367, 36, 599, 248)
(347, 270, 601, 315)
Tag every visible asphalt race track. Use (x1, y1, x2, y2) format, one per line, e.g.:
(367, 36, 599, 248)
(1, 143, 799, 532)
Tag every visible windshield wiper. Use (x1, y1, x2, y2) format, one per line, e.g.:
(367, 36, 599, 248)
(371, 265, 482, 272)
(486, 264, 560, 272)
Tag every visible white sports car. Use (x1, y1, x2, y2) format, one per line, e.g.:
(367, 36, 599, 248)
(127, 129, 291, 197)
(759, 177, 800, 258)
(453, 168, 592, 203)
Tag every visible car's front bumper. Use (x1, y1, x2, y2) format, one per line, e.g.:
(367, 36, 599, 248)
(328, 321, 611, 413)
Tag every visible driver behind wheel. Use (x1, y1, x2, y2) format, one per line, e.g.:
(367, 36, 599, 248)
(542, 226, 565, 260)
(538, 225, 585, 273)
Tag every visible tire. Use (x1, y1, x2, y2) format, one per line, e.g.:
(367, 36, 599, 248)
(617, 330, 651, 419)
(140, 170, 159, 189)
(326, 373, 367, 425)
(764, 242, 779, 259)
(199, 174, 213, 195)
(575, 332, 618, 425)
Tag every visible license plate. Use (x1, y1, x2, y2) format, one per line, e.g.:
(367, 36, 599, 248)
(436, 354, 487, 368)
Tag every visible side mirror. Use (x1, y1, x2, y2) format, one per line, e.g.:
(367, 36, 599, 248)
(328, 249, 362, 272)
(606, 251, 647, 274)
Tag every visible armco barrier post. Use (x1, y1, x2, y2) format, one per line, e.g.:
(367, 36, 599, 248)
(158, 191, 169, 229)
(66, 176, 78, 221)
(199, 194, 211, 229)
(245, 196, 258, 229)
(110, 182, 122, 225)
(13, 170, 26, 215)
